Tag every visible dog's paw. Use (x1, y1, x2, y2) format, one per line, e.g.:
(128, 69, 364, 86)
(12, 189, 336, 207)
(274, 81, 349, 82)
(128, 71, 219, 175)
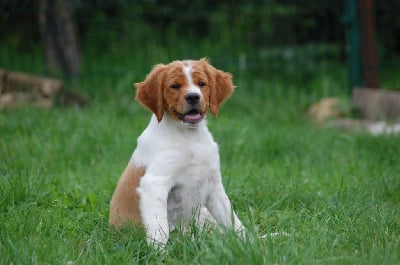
(146, 228, 169, 249)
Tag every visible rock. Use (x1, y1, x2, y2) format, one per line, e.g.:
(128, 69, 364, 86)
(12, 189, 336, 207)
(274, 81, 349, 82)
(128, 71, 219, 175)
(328, 119, 400, 135)
(308, 97, 345, 123)
(352, 88, 400, 120)
(0, 69, 87, 110)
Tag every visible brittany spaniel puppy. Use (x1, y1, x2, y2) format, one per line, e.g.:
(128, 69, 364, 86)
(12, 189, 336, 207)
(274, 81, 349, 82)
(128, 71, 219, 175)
(109, 58, 244, 246)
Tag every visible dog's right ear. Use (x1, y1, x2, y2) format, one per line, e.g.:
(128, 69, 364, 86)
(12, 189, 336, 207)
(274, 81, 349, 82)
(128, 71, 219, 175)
(135, 64, 166, 122)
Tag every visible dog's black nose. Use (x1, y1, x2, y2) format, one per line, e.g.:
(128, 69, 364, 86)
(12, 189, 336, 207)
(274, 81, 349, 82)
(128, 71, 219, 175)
(185, 93, 200, 104)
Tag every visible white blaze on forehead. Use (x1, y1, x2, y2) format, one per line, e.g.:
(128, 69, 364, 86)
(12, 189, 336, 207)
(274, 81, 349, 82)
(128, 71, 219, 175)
(181, 61, 201, 95)
(182, 62, 193, 85)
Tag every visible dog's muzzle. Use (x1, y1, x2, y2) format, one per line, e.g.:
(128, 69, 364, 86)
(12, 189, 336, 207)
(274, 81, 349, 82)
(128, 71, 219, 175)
(174, 93, 203, 124)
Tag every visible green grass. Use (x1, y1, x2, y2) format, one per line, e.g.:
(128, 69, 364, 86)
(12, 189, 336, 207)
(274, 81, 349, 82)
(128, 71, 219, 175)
(1, 40, 400, 264)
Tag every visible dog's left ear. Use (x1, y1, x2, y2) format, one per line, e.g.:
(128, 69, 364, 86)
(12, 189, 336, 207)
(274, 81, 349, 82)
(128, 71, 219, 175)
(135, 64, 166, 122)
(208, 65, 234, 116)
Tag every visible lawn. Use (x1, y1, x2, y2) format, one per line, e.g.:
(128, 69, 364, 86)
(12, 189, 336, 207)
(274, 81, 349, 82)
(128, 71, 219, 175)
(1, 44, 400, 264)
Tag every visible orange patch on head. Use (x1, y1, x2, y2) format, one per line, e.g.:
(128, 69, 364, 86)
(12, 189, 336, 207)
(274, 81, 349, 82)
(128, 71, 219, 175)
(162, 62, 190, 122)
(192, 58, 234, 116)
(135, 64, 167, 122)
(135, 58, 234, 122)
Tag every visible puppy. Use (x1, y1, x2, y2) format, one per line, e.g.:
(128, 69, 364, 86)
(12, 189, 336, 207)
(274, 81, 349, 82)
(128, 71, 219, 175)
(109, 58, 244, 246)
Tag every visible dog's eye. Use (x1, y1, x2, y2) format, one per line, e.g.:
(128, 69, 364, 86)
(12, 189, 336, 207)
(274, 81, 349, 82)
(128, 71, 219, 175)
(170, 83, 181, 90)
(198, 81, 206, 87)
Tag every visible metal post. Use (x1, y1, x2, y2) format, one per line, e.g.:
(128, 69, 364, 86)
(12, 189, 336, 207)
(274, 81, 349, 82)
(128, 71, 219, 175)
(357, 0, 379, 88)
(342, 0, 362, 93)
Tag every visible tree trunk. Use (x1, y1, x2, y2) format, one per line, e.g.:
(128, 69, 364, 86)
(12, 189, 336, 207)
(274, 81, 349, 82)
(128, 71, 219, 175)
(38, 0, 80, 79)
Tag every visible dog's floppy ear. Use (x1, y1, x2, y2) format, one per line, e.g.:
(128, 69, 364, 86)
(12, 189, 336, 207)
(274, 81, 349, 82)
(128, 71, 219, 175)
(135, 64, 166, 122)
(207, 62, 234, 116)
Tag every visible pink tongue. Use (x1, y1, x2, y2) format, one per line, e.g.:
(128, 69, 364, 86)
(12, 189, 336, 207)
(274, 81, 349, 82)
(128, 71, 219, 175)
(184, 113, 201, 122)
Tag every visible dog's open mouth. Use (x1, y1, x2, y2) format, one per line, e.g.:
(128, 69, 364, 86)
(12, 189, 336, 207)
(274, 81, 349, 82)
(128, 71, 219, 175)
(175, 109, 203, 124)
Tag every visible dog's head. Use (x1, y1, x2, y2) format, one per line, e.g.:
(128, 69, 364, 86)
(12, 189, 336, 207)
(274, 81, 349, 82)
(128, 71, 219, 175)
(135, 58, 234, 126)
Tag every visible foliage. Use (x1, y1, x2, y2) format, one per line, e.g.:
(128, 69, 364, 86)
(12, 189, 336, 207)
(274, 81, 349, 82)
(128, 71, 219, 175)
(1, 0, 399, 56)
(375, 0, 400, 59)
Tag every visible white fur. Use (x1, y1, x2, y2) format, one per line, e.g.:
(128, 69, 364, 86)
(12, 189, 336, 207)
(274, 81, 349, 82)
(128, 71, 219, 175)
(182, 63, 202, 96)
(132, 114, 244, 246)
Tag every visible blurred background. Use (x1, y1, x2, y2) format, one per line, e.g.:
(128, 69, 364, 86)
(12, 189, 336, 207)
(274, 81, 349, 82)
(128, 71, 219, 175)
(0, 0, 399, 106)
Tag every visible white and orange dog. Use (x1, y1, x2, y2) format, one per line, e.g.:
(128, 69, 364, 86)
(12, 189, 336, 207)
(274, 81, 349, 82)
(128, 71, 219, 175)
(109, 58, 244, 246)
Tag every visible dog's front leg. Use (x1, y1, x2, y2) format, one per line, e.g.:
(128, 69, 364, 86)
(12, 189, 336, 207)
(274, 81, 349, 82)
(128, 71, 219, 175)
(206, 181, 245, 233)
(137, 175, 171, 247)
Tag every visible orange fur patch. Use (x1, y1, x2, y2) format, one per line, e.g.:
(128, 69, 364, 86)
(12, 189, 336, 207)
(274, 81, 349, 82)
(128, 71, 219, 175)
(109, 164, 145, 226)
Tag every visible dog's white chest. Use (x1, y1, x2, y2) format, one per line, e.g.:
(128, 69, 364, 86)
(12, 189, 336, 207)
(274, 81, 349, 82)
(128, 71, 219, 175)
(166, 140, 219, 222)
(134, 118, 220, 226)
(167, 152, 218, 220)
(131, 116, 225, 229)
